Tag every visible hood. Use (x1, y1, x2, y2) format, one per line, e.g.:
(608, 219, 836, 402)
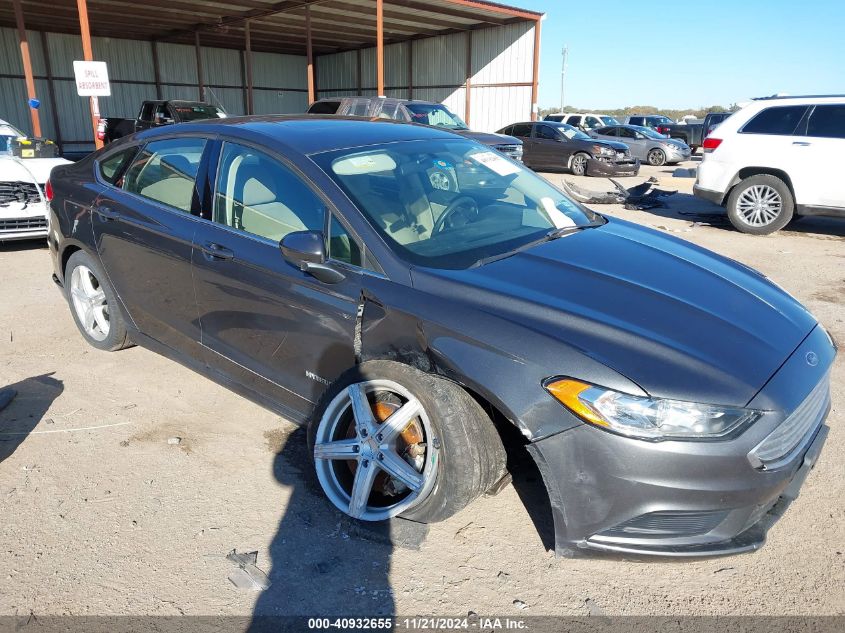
(593, 139, 628, 152)
(0, 156, 71, 183)
(455, 130, 522, 146)
(414, 218, 817, 407)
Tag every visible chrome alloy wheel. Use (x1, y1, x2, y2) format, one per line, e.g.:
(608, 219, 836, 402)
(572, 154, 588, 175)
(313, 379, 439, 521)
(70, 265, 110, 342)
(736, 185, 783, 227)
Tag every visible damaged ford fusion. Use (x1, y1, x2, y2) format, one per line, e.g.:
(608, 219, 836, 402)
(47, 116, 836, 558)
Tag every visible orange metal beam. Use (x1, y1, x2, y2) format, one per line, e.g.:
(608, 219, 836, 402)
(464, 30, 472, 125)
(12, 0, 41, 137)
(376, 0, 384, 96)
(76, 0, 102, 149)
(306, 6, 315, 104)
(530, 17, 541, 121)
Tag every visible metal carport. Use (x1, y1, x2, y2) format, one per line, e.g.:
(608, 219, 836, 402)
(1, 0, 543, 154)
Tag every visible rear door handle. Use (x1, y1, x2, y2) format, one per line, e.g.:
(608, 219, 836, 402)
(201, 242, 234, 261)
(94, 205, 121, 220)
(792, 141, 812, 146)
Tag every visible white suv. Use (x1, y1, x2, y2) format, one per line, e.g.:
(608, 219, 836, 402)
(694, 95, 845, 235)
(544, 112, 619, 131)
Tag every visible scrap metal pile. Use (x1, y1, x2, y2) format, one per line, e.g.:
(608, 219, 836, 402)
(561, 177, 677, 210)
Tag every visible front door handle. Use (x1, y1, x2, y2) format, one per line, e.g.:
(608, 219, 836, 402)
(94, 205, 121, 220)
(792, 141, 812, 146)
(201, 242, 234, 261)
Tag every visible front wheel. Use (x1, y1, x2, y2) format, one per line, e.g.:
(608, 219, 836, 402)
(308, 361, 506, 524)
(726, 174, 794, 235)
(570, 153, 590, 176)
(647, 148, 666, 166)
(65, 250, 131, 351)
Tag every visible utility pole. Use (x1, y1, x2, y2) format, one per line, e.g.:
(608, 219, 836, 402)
(560, 45, 568, 111)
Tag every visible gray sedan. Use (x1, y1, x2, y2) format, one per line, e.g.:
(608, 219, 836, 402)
(590, 124, 691, 165)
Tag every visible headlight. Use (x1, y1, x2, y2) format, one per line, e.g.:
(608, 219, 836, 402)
(593, 145, 615, 156)
(544, 378, 761, 441)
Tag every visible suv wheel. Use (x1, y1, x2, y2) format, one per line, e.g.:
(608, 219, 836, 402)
(727, 174, 794, 235)
(308, 361, 506, 524)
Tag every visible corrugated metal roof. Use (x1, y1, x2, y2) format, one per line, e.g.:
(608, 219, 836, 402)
(0, 0, 542, 56)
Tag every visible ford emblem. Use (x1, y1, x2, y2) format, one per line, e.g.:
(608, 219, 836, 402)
(806, 352, 819, 367)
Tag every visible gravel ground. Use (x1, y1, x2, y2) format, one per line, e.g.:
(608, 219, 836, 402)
(0, 160, 843, 618)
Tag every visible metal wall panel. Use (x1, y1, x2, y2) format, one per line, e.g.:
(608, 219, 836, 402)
(207, 87, 245, 116)
(0, 78, 32, 136)
(471, 22, 534, 85)
(157, 42, 198, 85)
(316, 50, 357, 91)
(202, 46, 243, 87)
(253, 52, 306, 89)
(45, 32, 83, 77)
(469, 85, 532, 133)
(0, 27, 45, 75)
(384, 41, 408, 88)
(93, 36, 155, 82)
(253, 89, 308, 115)
(413, 32, 467, 87)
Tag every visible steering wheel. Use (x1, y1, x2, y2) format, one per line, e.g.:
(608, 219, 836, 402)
(432, 196, 479, 236)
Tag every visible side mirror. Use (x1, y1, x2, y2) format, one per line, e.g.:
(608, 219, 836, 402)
(280, 230, 345, 284)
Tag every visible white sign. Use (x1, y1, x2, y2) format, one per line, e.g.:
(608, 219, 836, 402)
(73, 61, 110, 97)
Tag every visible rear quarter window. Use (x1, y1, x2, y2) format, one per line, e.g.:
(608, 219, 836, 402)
(97, 147, 138, 184)
(806, 104, 845, 139)
(741, 105, 807, 135)
(308, 101, 341, 115)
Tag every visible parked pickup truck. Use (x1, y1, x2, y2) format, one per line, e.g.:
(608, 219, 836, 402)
(653, 112, 733, 153)
(97, 100, 227, 143)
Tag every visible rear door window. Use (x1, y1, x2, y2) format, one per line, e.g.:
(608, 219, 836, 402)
(567, 115, 582, 127)
(536, 124, 559, 140)
(806, 104, 845, 139)
(122, 138, 207, 212)
(509, 123, 532, 138)
(741, 105, 808, 135)
(308, 100, 341, 115)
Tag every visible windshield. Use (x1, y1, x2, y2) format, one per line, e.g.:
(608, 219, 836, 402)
(600, 115, 619, 125)
(405, 104, 468, 131)
(633, 125, 668, 139)
(313, 139, 604, 270)
(172, 105, 227, 121)
(558, 124, 591, 141)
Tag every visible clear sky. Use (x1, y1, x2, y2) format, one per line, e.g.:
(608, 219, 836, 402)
(516, 0, 845, 110)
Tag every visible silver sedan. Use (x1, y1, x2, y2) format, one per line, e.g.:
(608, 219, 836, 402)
(590, 124, 691, 166)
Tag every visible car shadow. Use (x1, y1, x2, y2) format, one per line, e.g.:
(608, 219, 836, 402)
(0, 239, 48, 254)
(0, 373, 64, 465)
(248, 425, 429, 629)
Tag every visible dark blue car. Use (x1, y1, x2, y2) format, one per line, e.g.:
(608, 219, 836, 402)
(46, 116, 835, 557)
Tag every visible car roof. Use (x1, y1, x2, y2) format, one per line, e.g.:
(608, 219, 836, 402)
(137, 114, 465, 155)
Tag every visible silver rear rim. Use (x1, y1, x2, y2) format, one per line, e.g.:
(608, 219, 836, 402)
(70, 265, 110, 342)
(736, 185, 782, 226)
(313, 379, 438, 521)
(573, 155, 587, 174)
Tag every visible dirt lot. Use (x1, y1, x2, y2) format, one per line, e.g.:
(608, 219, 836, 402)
(1, 159, 843, 618)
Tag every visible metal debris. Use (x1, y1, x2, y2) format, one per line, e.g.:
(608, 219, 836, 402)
(513, 599, 529, 610)
(167, 437, 182, 445)
(226, 549, 270, 591)
(561, 177, 677, 210)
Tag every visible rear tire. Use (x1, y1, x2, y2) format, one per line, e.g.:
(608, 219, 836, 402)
(65, 250, 131, 351)
(726, 174, 794, 235)
(308, 360, 506, 524)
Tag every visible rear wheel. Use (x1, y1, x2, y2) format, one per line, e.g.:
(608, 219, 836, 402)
(65, 250, 131, 351)
(727, 174, 794, 235)
(308, 361, 506, 524)
(570, 153, 590, 176)
(647, 148, 666, 166)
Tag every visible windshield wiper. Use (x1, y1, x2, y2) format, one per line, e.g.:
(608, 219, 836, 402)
(470, 223, 603, 268)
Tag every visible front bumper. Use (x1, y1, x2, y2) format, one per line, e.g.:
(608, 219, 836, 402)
(0, 201, 49, 242)
(528, 325, 835, 558)
(585, 157, 640, 177)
